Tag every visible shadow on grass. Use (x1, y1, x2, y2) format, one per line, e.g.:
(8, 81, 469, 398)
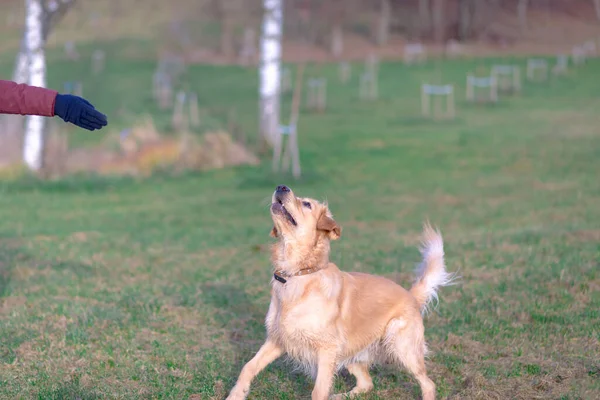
(0, 240, 101, 363)
(198, 280, 435, 397)
(0, 239, 30, 298)
(35, 374, 101, 400)
(0, 241, 36, 364)
(199, 282, 314, 396)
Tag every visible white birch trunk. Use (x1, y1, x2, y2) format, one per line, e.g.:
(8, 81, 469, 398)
(13, 35, 29, 83)
(23, 0, 47, 171)
(259, 0, 283, 147)
(1, 0, 74, 165)
(10, 0, 73, 84)
(0, 35, 29, 142)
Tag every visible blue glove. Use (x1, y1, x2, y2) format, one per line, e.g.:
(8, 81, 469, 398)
(54, 94, 108, 131)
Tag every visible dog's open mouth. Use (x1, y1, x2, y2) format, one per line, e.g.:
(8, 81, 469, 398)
(272, 199, 297, 226)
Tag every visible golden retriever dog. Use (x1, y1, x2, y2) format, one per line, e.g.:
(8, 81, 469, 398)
(226, 185, 455, 400)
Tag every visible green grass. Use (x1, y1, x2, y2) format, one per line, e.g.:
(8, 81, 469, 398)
(0, 41, 599, 399)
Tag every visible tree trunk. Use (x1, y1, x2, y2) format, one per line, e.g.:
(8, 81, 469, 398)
(432, 0, 446, 44)
(217, 0, 239, 58)
(221, 18, 234, 57)
(326, 1, 345, 57)
(331, 22, 343, 57)
(1, 0, 76, 160)
(517, 0, 529, 31)
(376, 0, 392, 46)
(43, 0, 76, 39)
(593, 0, 600, 21)
(419, 0, 432, 37)
(0, 34, 29, 153)
(23, 0, 47, 171)
(13, 36, 29, 83)
(458, 0, 476, 40)
(259, 0, 283, 147)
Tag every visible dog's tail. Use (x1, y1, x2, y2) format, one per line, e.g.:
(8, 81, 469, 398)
(409, 222, 455, 313)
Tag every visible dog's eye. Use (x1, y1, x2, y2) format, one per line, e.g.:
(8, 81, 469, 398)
(302, 201, 311, 209)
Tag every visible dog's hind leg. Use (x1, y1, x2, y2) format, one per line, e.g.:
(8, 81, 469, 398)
(385, 319, 436, 400)
(329, 363, 373, 400)
(226, 340, 283, 400)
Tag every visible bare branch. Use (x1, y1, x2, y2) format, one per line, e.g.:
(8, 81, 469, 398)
(42, 0, 77, 40)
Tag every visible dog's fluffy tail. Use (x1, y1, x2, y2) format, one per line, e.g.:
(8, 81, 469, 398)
(410, 222, 455, 313)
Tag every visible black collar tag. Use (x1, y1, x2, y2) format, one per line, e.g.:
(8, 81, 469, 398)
(273, 273, 287, 284)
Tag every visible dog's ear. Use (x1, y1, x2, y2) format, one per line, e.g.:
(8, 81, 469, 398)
(270, 226, 278, 238)
(317, 213, 341, 240)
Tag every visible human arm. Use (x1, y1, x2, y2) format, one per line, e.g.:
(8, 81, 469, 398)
(0, 79, 108, 131)
(0, 79, 57, 117)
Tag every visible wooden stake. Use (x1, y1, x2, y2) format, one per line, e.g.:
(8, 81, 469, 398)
(189, 92, 200, 128)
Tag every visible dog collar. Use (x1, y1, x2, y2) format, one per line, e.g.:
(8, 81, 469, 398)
(273, 266, 326, 284)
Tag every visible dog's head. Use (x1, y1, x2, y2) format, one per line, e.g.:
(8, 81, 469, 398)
(269, 185, 341, 243)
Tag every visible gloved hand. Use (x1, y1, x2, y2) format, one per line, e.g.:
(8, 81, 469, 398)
(54, 94, 108, 131)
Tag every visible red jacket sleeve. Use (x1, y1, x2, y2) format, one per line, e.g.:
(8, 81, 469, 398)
(0, 80, 58, 117)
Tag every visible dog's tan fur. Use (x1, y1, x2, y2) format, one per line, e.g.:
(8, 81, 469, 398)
(226, 186, 455, 400)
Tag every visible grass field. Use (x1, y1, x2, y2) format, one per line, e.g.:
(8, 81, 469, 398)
(0, 41, 599, 399)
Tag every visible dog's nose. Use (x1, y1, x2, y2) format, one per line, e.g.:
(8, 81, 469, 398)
(276, 185, 290, 193)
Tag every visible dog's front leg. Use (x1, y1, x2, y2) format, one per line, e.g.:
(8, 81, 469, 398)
(311, 351, 337, 400)
(226, 340, 283, 400)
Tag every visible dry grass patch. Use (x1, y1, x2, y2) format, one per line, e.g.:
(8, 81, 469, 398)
(0, 115, 260, 180)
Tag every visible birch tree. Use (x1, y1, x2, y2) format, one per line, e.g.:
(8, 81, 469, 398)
(215, 0, 237, 57)
(23, 0, 47, 171)
(259, 0, 283, 147)
(13, 36, 30, 84)
(11, 1, 76, 103)
(0, 0, 76, 167)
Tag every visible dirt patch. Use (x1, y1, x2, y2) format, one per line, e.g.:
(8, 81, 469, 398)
(428, 331, 597, 399)
(566, 229, 600, 243)
(354, 139, 387, 150)
(68, 231, 102, 243)
(445, 333, 495, 360)
(452, 369, 579, 400)
(532, 180, 578, 192)
(502, 158, 534, 175)
(0, 296, 27, 315)
(435, 193, 462, 206)
(485, 195, 519, 208)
